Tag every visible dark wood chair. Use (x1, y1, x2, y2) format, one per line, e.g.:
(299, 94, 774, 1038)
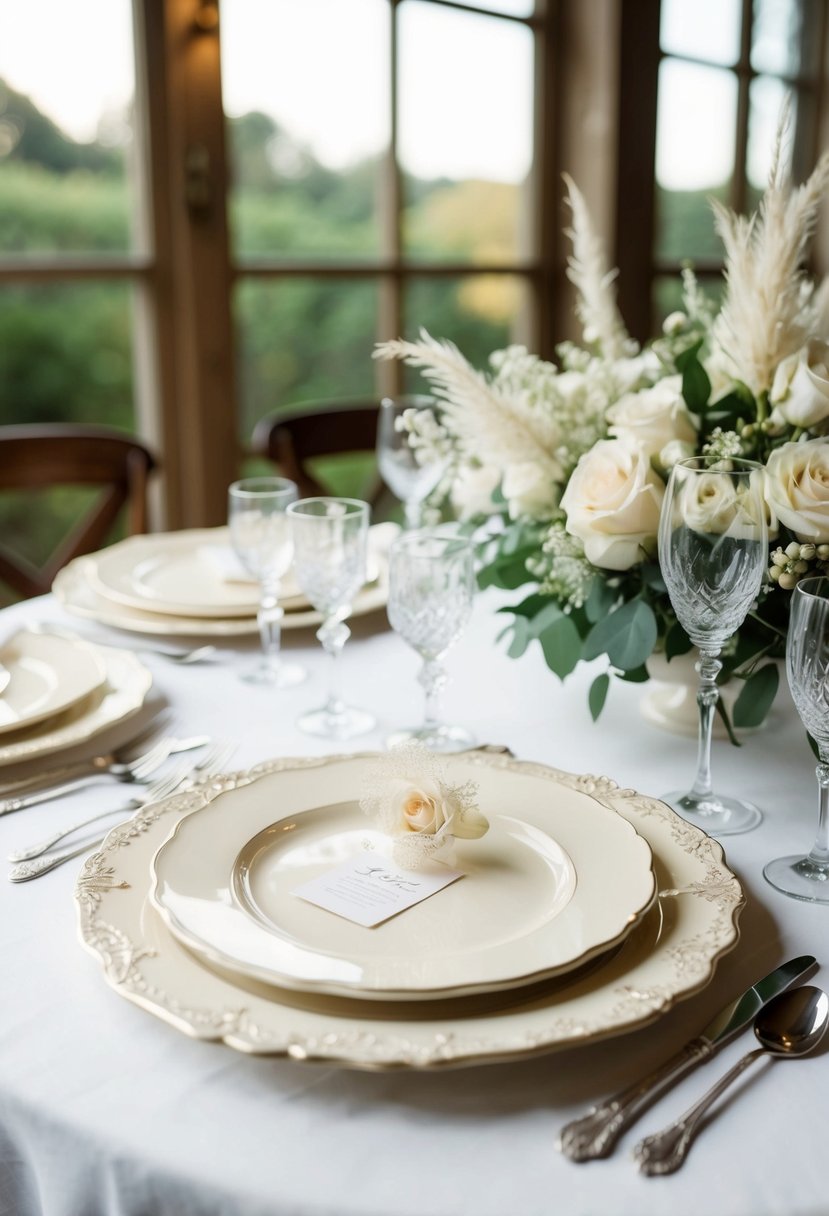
(251, 398, 384, 504)
(0, 424, 157, 599)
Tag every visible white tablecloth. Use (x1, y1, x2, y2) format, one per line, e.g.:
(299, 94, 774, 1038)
(0, 589, 825, 1216)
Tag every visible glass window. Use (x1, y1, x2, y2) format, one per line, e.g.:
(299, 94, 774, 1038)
(398, 1, 535, 264)
(221, 0, 390, 259)
(751, 0, 821, 77)
(0, 0, 137, 255)
(660, 0, 742, 64)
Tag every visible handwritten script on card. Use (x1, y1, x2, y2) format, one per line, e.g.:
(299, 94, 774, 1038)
(293, 857, 464, 927)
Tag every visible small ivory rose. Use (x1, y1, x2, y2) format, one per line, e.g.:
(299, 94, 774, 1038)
(607, 376, 697, 460)
(770, 340, 829, 429)
(388, 778, 488, 840)
(659, 438, 696, 470)
(765, 438, 829, 542)
(677, 469, 766, 539)
(502, 460, 558, 520)
(451, 463, 500, 519)
(561, 438, 665, 571)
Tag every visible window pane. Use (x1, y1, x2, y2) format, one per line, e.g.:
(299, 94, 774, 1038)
(234, 278, 378, 442)
(403, 275, 531, 390)
(0, 1, 137, 254)
(660, 0, 742, 65)
(222, 0, 389, 259)
(652, 273, 722, 329)
(0, 282, 135, 429)
(752, 0, 821, 77)
(399, 2, 534, 264)
(655, 61, 737, 262)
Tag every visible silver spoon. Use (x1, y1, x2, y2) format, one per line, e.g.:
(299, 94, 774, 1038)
(634, 985, 829, 1175)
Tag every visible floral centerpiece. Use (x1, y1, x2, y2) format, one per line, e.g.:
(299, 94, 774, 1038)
(375, 118, 829, 737)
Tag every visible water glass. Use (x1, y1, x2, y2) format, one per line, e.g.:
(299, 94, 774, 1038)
(376, 395, 447, 529)
(658, 457, 768, 835)
(228, 477, 306, 687)
(764, 576, 829, 902)
(287, 497, 375, 739)
(386, 529, 475, 752)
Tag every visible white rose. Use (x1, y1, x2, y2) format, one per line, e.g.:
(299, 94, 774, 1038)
(451, 464, 500, 519)
(502, 461, 558, 520)
(676, 468, 766, 539)
(607, 376, 697, 459)
(386, 778, 488, 840)
(765, 438, 829, 542)
(561, 438, 665, 571)
(770, 340, 829, 429)
(659, 439, 696, 470)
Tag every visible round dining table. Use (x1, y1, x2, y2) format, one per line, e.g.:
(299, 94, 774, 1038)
(0, 583, 824, 1216)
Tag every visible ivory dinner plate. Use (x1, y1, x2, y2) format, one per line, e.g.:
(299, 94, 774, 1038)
(0, 644, 151, 766)
(0, 630, 108, 736)
(149, 761, 656, 1000)
(76, 752, 744, 1069)
(54, 524, 397, 637)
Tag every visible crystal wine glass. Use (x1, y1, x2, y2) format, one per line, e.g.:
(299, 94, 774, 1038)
(764, 576, 829, 902)
(658, 457, 768, 835)
(228, 477, 306, 687)
(376, 395, 448, 529)
(386, 529, 475, 752)
(287, 497, 376, 738)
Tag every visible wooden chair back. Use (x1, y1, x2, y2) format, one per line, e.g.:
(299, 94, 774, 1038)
(251, 399, 383, 502)
(0, 424, 157, 598)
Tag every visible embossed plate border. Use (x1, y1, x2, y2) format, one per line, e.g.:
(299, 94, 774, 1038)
(75, 752, 744, 1070)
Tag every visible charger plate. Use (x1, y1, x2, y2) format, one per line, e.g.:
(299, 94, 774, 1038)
(0, 644, 151, 766)
(75, 751, 744, 1070)
(0, 630, 107, 736)
(149, 764, 656, 1000)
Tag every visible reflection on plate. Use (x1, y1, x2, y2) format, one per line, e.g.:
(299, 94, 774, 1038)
(76, 751, 744, 1070)
(0, 646, 152, 766)
(0, 630, 107, 736)
(150, 769, 655, 1000)
(53, 528, 395, 638)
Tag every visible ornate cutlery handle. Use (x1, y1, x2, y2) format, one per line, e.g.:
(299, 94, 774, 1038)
(633, 1047, 764, 1175)
(0, 776, 101, 814)
(558, 1037, 713, 1160)
(8, 836, 106, 882)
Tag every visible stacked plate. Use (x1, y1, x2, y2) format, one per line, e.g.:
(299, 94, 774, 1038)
(53, 524, 398, 638)
(75, 750, 744, 1070)
(0, 629, 151, 768)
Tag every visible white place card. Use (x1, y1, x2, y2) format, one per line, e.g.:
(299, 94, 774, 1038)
(293, 856, 464, 928)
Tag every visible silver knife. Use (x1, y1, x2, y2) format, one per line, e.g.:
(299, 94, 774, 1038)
(557, 954, 817, 1161)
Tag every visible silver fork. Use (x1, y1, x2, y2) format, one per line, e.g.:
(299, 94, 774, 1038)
(33, 623, 217, 665)
(7, 741, 237, 867)
(0, 732, 210, 815)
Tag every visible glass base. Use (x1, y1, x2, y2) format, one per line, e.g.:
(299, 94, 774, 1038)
(661, 790, 762, 836)
(298, 704, 376, 740)
(763, 854, 829, 903)
(386, 723, 476, 753)
(242, 660, 307, 688)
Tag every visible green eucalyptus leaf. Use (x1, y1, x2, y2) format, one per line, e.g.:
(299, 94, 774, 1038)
(538, 613, 582, 679)
(506, 615, 532, 659)
(585, 575, 618, 624)
(497, 593, 549, 619)
(614, 663, 650, 683)
(733, 663, 779, 729)
(582, 599, 658, 671)
(715, 699, 742, 747)
(676, 341, 711, 413)
(588, 673, 610, 721)
(665, 619, 693, 660)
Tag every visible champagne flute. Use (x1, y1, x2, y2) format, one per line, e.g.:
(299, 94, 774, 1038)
(764, 576, 829, 902)
(376, 395, 448, 529)
(658, 457, 768, 835)
(386, 529, 475, 752)
(228, 477, 306, 687)
(287, 497, 375, 739)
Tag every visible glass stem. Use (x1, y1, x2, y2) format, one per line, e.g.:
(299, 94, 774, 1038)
(808, 762, 829, 865)
(689, 647, 722, 800)
(257, 577, 283, 675)
(317, 615, 350, 719)
(419, 657, 447, 731)
(404, 499, 423, 530)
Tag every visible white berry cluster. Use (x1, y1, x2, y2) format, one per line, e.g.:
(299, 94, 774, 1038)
(768, 540, 829, 590)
